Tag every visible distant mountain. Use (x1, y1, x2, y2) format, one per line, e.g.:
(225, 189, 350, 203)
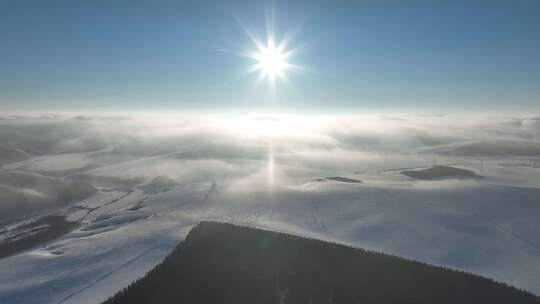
(104, 222, 538, 304)
(402, 165, 482, 180)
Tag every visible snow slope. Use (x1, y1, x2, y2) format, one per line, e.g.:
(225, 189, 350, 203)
(1, 114, 540, 303)
(0, 183, 212, 304)
(2, 175, 540, 303)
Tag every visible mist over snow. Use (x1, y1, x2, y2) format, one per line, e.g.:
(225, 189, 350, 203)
(1, 113, 539, 190)
(1, 112, 540, 303)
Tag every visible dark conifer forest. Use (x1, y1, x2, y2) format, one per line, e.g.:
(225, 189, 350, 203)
(104, 222, 539, 304)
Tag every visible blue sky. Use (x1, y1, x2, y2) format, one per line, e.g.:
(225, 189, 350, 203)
(1, 0, 539, 113)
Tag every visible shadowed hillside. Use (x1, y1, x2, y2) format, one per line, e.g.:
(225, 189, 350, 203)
(314, 176, 363, 183)
(0, 215, 77, 259)
(402, 165, 482, 180)
(104, 222, 539, 304)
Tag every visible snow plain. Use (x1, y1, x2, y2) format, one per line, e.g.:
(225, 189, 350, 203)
(1, 114, 540, 303)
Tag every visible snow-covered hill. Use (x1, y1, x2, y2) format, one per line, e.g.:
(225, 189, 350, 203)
(2, 175, 540, 303)
(1, 114, 540, 303)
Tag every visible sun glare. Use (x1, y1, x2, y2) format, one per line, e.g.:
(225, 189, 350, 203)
(253, 38, 290, 84)
(247, 32, 296, 87)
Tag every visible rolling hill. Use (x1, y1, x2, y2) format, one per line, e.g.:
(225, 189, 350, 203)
(104, 222, 539, 304)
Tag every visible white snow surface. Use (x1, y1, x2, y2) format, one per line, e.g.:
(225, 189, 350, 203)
(1, 175, 540, 303)
(1, 114, 540, 303)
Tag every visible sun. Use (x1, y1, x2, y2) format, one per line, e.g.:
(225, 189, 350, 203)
(247, 33, 296, 87)
(253, 38, 290, 84)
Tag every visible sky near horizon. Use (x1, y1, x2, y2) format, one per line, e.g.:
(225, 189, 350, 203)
(1, 0, 539, 113)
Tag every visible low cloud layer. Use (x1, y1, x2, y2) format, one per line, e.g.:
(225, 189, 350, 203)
(1, 113, 539, 193)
